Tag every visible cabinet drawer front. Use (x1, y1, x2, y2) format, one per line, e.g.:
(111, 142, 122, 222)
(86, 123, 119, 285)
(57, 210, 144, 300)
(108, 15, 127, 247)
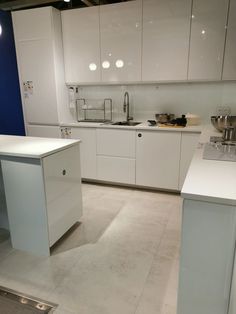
(43, 144, 82, 246)
(97, 129, 136, 158)
(97, 156, 135, 184)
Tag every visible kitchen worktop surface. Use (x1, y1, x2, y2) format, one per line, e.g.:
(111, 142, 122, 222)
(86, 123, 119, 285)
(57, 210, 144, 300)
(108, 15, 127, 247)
(0, 135, 80, 159)
(60, 121, 202, 133)
(181, 126, 236, 206)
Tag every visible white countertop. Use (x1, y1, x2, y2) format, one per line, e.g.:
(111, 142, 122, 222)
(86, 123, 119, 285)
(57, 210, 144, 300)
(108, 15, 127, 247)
(0, 135, 80, 159)
(181, 126, 236, 206)
(60, 121, 202, 133)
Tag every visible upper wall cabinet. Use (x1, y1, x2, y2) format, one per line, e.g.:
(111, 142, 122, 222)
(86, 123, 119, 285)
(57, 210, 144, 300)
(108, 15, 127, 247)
(222, 0, 236, 80)
(188, 0, 229, 81)
(142, 0, 191, 82)
(100, 1, 142, 83)
(61, 7, 101, 84)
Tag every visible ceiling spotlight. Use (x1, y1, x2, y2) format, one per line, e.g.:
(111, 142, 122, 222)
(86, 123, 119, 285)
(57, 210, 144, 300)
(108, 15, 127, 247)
(64, 0, 71, 2)
(0, 24, 2, 36)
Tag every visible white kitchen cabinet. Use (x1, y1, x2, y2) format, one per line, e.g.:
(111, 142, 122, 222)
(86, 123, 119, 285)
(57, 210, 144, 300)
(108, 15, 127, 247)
(228, 243, 236, 314)
(70, 127, 97, 180)
(100, 1, 142, 82)
(96, 128, 136, 183)
(188, 0, 229, 81)
(12, 7, 72, 125)
(222, 0, 236, 80)
(1, 143, 82, 256)
(136, 131, 181, 190)
(179, 132, 200, 189)
(142, 0, 191, 82)
(61, 7, 101, 84)
(178, 200, 236, 314)
(27, 125, 61, 138)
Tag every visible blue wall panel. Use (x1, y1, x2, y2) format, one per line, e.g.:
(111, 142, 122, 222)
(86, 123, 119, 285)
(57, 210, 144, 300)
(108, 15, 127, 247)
(0, 10, 25, 135)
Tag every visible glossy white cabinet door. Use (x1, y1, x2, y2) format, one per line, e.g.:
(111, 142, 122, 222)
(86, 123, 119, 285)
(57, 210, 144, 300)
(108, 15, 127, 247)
(179, 132, 200, 189)
(62, 7, 101, 83)
(97, 156, 135, 184)
(70, 127, 97, 180)
(43, 144, 82, 246)
(188, 0, 229, 81)
(142, 0, 191, 81)
(100, 1, 142, 82)
(96, 129, 136, 158)
(178, 199, 236, 314)
(136, 131, 181, 190)
(222, 0, 236, 80)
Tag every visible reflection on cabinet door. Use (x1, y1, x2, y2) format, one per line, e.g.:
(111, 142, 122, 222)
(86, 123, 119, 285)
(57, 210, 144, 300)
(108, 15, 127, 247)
(136, 131, 181, 190)
(62, 7, 101, 83)
(188, 0, 229, 81)
(222, 0, 236, 80)
(142, 0, 191, 81)
(100, 0, 142, 82)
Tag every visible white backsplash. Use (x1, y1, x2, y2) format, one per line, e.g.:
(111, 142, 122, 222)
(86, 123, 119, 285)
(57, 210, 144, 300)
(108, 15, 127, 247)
(77, 82, 236, 124)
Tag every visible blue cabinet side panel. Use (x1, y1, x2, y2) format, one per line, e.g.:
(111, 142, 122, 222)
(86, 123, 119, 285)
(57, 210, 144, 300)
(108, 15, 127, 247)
(0, 10, 25, 135)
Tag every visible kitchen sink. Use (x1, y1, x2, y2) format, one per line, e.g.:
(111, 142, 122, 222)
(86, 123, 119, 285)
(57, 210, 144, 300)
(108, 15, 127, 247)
(111, 121, 141, 126)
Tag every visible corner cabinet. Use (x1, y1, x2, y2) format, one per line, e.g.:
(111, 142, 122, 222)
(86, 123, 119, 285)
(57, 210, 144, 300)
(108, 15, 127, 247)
(188, 0, 229, 81)
(100, 0, 142, 83)
(61, 7, 101, 84)
(142, 0, 191, 82)
(136, 130, 181, 190)
(222, 0, 236, 80)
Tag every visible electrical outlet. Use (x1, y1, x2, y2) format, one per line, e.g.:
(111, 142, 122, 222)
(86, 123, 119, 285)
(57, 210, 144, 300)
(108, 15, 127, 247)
(216, 105, 231, 116)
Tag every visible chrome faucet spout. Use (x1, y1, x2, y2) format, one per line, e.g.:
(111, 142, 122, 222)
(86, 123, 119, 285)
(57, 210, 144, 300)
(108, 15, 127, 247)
(123, 92, 133, 122)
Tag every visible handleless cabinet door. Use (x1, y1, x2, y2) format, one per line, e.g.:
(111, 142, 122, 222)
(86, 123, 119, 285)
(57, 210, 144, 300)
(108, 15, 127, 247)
(222, 0, 236, 80)
(142, 0, 191, 82)
(188, 0, 229, 81)
(43, 144, 82, 246)
(136, 131, 181, 190)
(62, 7, 101, 83)
(70, 127, 97, 180)
(100, 0, 142, 82)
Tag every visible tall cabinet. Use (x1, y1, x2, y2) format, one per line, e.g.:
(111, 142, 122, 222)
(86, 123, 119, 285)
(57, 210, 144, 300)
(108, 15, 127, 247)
(12, 7, 73, 136)
(188, 0, 229, 81)
(142, 0, 191, 82)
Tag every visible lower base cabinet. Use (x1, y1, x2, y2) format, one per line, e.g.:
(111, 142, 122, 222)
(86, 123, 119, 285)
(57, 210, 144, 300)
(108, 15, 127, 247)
(136, 130, 181, 190)
(1, 144, 82, 256)
(97, 155, 135, 184)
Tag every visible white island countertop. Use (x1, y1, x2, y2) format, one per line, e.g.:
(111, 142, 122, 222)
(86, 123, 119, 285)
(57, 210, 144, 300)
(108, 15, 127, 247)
(0, 135, 80, 159)
(181, 126, 236, 206)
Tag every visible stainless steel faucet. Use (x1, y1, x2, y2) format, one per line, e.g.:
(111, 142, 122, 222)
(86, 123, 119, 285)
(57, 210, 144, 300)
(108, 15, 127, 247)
(123, 92, 133, 121)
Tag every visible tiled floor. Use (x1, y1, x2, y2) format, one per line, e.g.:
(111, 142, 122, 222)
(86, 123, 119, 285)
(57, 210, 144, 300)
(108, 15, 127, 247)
(0, 183, 182, 314)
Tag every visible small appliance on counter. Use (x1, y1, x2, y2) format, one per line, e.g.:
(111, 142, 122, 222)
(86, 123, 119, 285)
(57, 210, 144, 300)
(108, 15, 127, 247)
(155, 113, 187, 127)
(185, 113, 201, 126)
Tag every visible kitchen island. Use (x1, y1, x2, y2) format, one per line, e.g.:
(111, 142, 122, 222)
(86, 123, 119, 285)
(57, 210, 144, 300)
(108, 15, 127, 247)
(0, 135, 82, 257)
(177, 127, 236, 314)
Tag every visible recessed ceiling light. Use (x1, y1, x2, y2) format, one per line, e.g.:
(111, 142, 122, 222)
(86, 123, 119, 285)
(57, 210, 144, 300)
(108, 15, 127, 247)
(64, 0, 71, 2)
(0, 24, 2, 36)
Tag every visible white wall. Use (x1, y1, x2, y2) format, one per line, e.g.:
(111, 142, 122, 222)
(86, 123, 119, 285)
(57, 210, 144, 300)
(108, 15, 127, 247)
(77, 82, 236, 124)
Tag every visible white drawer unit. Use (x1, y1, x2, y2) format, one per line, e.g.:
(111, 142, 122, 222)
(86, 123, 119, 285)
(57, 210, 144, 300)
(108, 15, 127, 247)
(96, 129, 136, 158)
(96, 128, 136, 183)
